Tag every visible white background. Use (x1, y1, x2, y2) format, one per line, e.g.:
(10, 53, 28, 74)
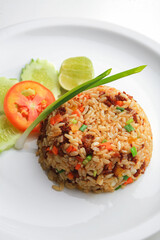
(0, 0, 160, 239)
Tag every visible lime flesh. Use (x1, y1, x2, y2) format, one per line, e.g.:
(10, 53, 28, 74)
(59, 56, 94, 91)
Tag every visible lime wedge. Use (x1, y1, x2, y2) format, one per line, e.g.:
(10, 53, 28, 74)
(20, 59, 61, 99)
(0, 115, 21, 152)
(59, 56, 94, 90)
(0, 77, 18, 113)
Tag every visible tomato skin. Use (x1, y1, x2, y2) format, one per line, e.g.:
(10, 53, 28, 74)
(4, 81, 55, 132)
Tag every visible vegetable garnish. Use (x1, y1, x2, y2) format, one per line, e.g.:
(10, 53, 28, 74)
(56, 169, 65, 174)
(0, 114, 21, 152)
(130, 146, 137, 157)
(102, 139, 107, 143)
(116, 106, 125, 112)
(83, 155, 92, 165)
(79, 124, 87, 132)
(0, 77, 18, 113)
(50, 114, 63, 125)
(70, 118, 78, 124)
(52, 146, 58, 155)
(68, 172, 74, 180)
(124, 124, 135, 132)
(4, 81, 55, 132)
(93, 170, 97, 177)
(115, 185, 121, 190)
(66, 145, 77, 153)
(75, 163, 81, 170)
(99, 142, 112, 150)
(72, 110, 80, 117)
(124, 177, 133, 185)
(20, 59, 61, 99)
(126, 118, 134, 124)
(15, 65, 146, 149)
(123, 175, 129, 181)
(116, 101, 123, 106)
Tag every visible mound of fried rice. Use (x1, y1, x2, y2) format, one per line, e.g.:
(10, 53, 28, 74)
(37, 86, 153, 193)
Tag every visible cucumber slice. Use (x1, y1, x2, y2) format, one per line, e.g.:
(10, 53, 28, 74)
(0, 115, 21, 153)
(20, 59, 61, 99)
(0, 77, 18, 113)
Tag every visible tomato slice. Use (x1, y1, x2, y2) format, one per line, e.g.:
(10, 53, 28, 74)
(4, 81, 55, 132)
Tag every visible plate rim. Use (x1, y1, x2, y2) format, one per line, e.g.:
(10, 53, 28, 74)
(0, 17, 160, 240)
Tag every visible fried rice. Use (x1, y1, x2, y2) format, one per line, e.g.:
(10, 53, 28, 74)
(37, 86, 153, 193)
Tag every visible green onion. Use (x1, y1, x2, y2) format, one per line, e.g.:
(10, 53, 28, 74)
(123, 175, 129, 181)
(126, 118, 134, 124)
(130, 146, 137, 157)
(86, 155, 92, 161)
(102, 139, 107, 143)
(15, 65, 146, 149)
(116, 107, 125, 112)
(70, 118, 78, 124)
(82, 159, 89, 165)
(56, 169, 65, 174)
(124, 124, 135, 132)
(93, 170, 97, 177)
(115, 185, 121, 190)
(79, 124, 87, 132)
(83, 155, 92, 165)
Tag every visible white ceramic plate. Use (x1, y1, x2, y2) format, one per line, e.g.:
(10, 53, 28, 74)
(0, 18, 160, 240)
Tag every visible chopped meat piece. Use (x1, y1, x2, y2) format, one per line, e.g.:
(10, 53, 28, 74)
(134, 169, 141, 177)
(127, 153, 138, 164)
(57, 107, 66, 115)
(123, 91, 133, 100)
(85, 134, 94, 140)
(42, 146, 47, 158)
(60, 123, 71, 134)
(104, 96, 115, 107)
(84, 145, 93, 155)
(125, 107, 132, 112)
(133, 113, 138, 123)
(40, 118, 48, 133)
(115, 92, 127, 101)
(140, 161, 146, 173)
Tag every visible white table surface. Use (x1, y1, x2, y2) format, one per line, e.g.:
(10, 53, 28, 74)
(0, 0, 159, 239)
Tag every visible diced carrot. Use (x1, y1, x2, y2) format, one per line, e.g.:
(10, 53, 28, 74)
(52, 146, 58, 155)
(50, 113, 63, 125)
(116, 101, 123, 106)
(124, 177, 133, 185)
(68, 172, 74, 180)
(72, 110, 80, 117)
(114, 166, 125, 177)
(79, 105, 85, 112)
(76, 156, 83, 162)
(75, 163, 81, 170)
(66, 145, 77, 153)
(66, 145, 73, 153)
(71, 146, 77, 152)
(99, 142, 112, 151)
(70, 124, 79, 132)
